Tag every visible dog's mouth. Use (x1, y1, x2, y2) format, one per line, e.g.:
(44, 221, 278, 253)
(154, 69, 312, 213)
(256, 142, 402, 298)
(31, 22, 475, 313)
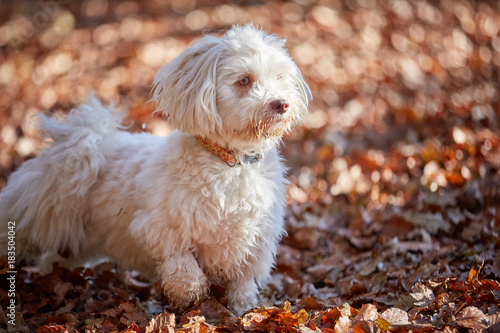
(239, 112, 296, 140)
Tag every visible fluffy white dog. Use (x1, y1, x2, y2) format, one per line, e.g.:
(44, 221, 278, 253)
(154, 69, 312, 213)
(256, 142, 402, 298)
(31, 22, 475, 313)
(0, 25, 311, 314)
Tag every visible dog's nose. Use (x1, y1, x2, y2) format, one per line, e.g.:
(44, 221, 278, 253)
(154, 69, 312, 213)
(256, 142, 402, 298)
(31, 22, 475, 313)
(270, 99, 289, 114)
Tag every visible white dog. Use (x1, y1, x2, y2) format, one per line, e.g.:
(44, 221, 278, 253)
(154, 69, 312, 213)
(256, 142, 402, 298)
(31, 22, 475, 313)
(0, 25, 311, 315)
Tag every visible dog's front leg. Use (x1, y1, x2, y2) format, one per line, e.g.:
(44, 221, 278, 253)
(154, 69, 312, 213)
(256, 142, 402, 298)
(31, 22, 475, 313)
(158, 253, 209, 311)
(225, 276, 259, 316)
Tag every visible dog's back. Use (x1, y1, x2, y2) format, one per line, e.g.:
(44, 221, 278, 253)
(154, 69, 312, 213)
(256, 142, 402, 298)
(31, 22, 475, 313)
(0, 95, 122, 261)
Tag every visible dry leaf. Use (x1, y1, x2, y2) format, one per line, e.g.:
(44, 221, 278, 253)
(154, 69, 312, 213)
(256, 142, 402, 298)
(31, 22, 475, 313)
(145, 313, 175, 333)
(454, 306, 489, 330)
(334, 315, 351, 333)
(35, 325, 69, 333)
(354, 304, 378, 322)
(410, 283, 435, 306)
(240, 312, 268, 330)
(381, 308, 410, 325)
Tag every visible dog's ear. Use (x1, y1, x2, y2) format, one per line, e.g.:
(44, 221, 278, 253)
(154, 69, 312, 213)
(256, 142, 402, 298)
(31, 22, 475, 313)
(290, 63, 312, 122)
(152, 36, 222, 136)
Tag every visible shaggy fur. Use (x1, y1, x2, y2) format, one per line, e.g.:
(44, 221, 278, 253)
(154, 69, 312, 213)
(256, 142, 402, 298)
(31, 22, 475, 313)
(0, 25, 311, 315)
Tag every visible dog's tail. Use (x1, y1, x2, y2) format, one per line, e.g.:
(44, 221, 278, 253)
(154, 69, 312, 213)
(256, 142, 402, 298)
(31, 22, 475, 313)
(0, 94, 122, 258)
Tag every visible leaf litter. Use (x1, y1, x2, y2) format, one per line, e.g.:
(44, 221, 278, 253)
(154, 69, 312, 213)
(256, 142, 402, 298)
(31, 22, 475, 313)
(1, 0, 500, 331)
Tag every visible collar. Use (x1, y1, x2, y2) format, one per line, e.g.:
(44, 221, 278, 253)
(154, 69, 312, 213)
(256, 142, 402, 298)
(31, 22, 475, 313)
(195, 136, 262, 167)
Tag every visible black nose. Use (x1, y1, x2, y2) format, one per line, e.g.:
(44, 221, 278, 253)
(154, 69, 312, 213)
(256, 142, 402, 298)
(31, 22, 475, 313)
(270, 99, 289, 114)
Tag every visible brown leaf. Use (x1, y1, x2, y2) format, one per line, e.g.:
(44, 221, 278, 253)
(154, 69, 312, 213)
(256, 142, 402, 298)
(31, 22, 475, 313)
(53, 282, 72, 305)
(486, 322, 500, 333)
(119, 302, 137, 314)
(489, 312, 500, 325)
(190, 298, 235, 326)
(178, 310, 202, 327)
(283, 274, 303, 299)
(480, 279, 500, 291)
(123, 309, 149, 325)
(179, 314, 214, 332)
(289, 227, 321, 250)
(85, 298, 110, 313)
(240, 312, 268, 330)
(352, 320, 378, 333)
(35, 325, 69, 333)
(321, 308, 342, 326)
(298, 297, 324, 312)
(380, 308, 410, 325)
(100, 308, 121, 317)
(349, 236, 377, 251)
(354, 304, 378, 322)
(334, 315, 350, 333)
(454, 306, 488, 330)
(410, 283, 435, 306)
(145, 312, 176, 333)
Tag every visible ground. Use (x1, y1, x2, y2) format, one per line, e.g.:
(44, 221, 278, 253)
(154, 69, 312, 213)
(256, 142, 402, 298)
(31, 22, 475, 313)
(0, 0, 499, 332)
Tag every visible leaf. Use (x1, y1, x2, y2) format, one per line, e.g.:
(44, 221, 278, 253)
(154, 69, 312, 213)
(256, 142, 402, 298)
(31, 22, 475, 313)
(240, 312, 268, 330)
(126, 322, 140, 332)
(480, 279, 500, 291)
(284, 300, 292, 313)
(410, 283, 435, 306)
(179, 314, 214, 332)
(354, 304, 378, 322)
(454, 306, 488, 330)
(381, 308, 410, 325)
(84, 317, 104, 328)
(100, 308, 121, 317)
(298, 297, 324, 311)
(321, 308, 342, 326)
(448, 281, 473, 293)
(376, 317, 391, 331)
(339, 304, 351, 317)
(145, 312, 176, 333)
(468, 267, 478, 282)
(334, 315, 351, 333)
(487, 323, 500, 333)
(352, 320, 376, 333)
(189, 298, 235, 326)
(294, 309, 309, 325)
(403, 212, 450, 234)
(178, 310, 202, 327)
(53, 282, 72, 305)
(35, 325, 69, 333)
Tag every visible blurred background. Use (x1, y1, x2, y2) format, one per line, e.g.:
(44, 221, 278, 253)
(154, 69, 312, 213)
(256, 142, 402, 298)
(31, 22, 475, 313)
(1, 0, 500, 317)
(1, 0, 500, 204)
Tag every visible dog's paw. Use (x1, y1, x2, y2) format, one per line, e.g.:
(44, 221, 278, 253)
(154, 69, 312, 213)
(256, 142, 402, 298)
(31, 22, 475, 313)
(228, 294, 259, 317)
(162, 273, 210, 311)
(226, 280, 259, 316)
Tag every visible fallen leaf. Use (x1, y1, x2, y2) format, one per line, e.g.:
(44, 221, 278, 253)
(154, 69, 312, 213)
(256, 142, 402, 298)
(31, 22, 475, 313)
(354, 304, 378, 322)
(334, 315, 351, 333)
(298, 297, 324, 311)
(240, 312, 268, 330)
(381, 308, 410, 325)
(35, 325, 69, 333)
(410, 283, 435, 306)
(145, 312, 176, 333)
(454, 306, 489, 330)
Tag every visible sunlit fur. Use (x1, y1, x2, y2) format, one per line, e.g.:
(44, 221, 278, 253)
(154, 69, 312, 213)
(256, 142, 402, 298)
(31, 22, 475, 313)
(0, 25, 311, 315)
(152, 25, 311, 157)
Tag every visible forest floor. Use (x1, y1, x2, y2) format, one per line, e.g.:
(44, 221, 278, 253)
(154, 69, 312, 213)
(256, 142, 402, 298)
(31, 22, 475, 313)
(0, 0, 499, 332)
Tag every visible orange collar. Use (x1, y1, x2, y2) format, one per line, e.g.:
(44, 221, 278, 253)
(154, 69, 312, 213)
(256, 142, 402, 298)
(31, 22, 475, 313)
(195, 136, 262, 167)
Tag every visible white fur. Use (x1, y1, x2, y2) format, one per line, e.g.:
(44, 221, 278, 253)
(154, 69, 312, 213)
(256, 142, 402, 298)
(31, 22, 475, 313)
(0, 25, 311, 315)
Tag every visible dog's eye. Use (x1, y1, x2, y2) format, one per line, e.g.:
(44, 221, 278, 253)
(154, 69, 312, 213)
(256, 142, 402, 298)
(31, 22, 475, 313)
(277, 74, 283, 80)
(238, 77, 251, 86)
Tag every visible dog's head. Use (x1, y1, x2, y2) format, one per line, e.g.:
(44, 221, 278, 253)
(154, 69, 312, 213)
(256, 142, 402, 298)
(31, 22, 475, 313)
(152, 25, 311, 148)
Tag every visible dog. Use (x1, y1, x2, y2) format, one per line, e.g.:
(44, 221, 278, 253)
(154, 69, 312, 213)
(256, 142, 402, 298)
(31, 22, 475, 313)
(0, 24, 311, 315)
